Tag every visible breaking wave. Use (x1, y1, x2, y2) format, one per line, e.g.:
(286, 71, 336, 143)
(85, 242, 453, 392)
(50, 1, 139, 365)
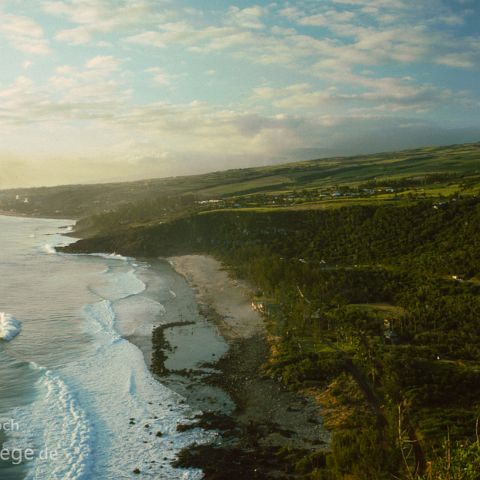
(0, 312, 22, 341)
(7, 363, 93, 480)
(43, 244, 57, 255)
(88, 252, 129, 262)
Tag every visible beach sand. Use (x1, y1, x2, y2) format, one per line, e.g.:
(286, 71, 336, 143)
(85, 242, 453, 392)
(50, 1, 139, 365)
(168, 255, 264, 340)
(156, 254, 330, 478)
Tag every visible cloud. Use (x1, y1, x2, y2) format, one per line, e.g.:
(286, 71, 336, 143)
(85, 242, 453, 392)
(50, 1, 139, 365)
(55, 26, 92, 45)
(125, 21, 217, 49)
(252, 77, 455, 114)
(436, 53, 475, 68)
(275, 2, 477, 72)
(44, 0, 173, 44)
(436, 14, 465, 26)
(297, 10, 356, 27)
(125, 21, 333, 70)
(227, 6, 265, 29)
(0, 13, 50, 55)
(145, 67, 180, 86)
(85, 55, 121, 73)
(121, 1, 479, 76)
(278, 7, 302, 21)
(125, 30, 167, 49)
(0, 54, 129, 129)
(0, 0, 478, 188)
(331, 0, 407, 8)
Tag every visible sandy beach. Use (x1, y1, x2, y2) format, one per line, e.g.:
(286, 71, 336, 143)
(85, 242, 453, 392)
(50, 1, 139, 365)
(157, 254, 330, 478)
(168, 255, 264, 340)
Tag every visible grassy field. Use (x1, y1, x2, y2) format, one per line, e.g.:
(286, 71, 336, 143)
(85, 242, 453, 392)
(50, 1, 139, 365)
(0, 141, 478, 219)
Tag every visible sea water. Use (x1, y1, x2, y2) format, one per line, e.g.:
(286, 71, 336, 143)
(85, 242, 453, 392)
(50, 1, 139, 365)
(0, 215, 212, 479)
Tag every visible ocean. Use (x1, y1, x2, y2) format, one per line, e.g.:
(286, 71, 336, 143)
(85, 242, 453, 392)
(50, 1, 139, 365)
(0, 215, 213, 479)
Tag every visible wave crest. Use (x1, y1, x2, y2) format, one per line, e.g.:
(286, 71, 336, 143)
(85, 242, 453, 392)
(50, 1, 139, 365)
(89, 252, 129, 261)
(43, 244, 57, 255)
(9, 364, 93, 480)
(0, 312, 22, 341)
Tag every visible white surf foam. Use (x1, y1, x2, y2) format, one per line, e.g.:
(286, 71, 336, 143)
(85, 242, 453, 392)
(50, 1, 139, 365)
(62, 323, 210, 478)
(88, 268, 146, 302)
(83, 300, 122, 344)
(113, 295, 166, 337)
(7, 293, 208, 479)
(5, 240, 209, 479)
(88, 252, 129, 262)
(6, 364, 93, 480)
(70, 273, 210, 478)
(42, 244, 57, 255)
(0, 312, 22, 341)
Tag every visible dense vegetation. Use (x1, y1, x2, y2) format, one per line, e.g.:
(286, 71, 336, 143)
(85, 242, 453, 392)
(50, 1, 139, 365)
(15, 140, 480, 479)
(1, 142, 479, 219)
(62, 194, 480, 479)
(67, 197, 480, 276)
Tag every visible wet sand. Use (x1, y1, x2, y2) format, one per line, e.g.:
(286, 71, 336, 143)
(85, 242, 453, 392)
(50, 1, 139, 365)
(156, 254, 330, 478)
(168, 255, 264, 340)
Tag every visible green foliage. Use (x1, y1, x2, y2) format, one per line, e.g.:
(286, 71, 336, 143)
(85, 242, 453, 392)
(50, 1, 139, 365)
(66, 196, 480, 278)
(325, 429, 399, 479)
(267, 348, 347, 388)
(2, 141, 479, 220)
(421, 438, 480, 480)
(58, 159, 480, 479)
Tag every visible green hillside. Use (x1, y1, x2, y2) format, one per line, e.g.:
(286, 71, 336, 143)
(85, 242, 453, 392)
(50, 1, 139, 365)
(4, 140, 480, 479)
(1, 141, 479, 220)
(62, 196, 480, 479)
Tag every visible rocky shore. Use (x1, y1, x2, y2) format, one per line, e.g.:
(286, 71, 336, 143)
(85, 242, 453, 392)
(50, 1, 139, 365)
(153, 255, 330, 479)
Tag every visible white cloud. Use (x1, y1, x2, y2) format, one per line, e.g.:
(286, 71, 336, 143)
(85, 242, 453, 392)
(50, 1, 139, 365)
(0, 13, 50, 55)
(85, 55, 121, 73)
(120, 2, 477, 76)
(44, 0, 173, 44)
(252, 76, 456, 114)
(331, 0, 407, 8)
(436, 14, 465, 26)
(0, 0, 478, 187)
(297, 10, 356, 27)
(273, 2, 477, 72)
(55, 26, 91, 45)
(145, 67, 179, 86)
(278, 7, 302, 21)
(126, 21, 200, 49)
(125, 31, 167, 49)
(436, 53, 475, 68)
(227, 6, 265, 29)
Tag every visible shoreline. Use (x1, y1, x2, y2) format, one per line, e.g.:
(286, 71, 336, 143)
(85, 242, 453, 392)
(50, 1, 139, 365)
(168, 255, 265, 341)
(156, 254, 330, 478)
(1, 218, 210, 479)
(0, 211, 74, 221)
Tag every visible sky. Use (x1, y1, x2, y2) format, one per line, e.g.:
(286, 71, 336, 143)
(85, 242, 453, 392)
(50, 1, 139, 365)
(0, 0, 479, 188)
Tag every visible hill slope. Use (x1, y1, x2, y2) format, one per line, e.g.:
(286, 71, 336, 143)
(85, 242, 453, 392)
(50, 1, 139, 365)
(14, 140, 480, 479)
(1, 141, 478, 220)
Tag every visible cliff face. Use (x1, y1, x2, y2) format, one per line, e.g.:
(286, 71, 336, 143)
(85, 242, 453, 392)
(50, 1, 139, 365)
(62, 208, 360, 257)
(59, 197, 480, 478)
(62, 198, 480, 277)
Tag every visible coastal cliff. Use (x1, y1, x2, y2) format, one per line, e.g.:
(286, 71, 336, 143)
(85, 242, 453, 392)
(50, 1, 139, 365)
(61, 198, 480, 479)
